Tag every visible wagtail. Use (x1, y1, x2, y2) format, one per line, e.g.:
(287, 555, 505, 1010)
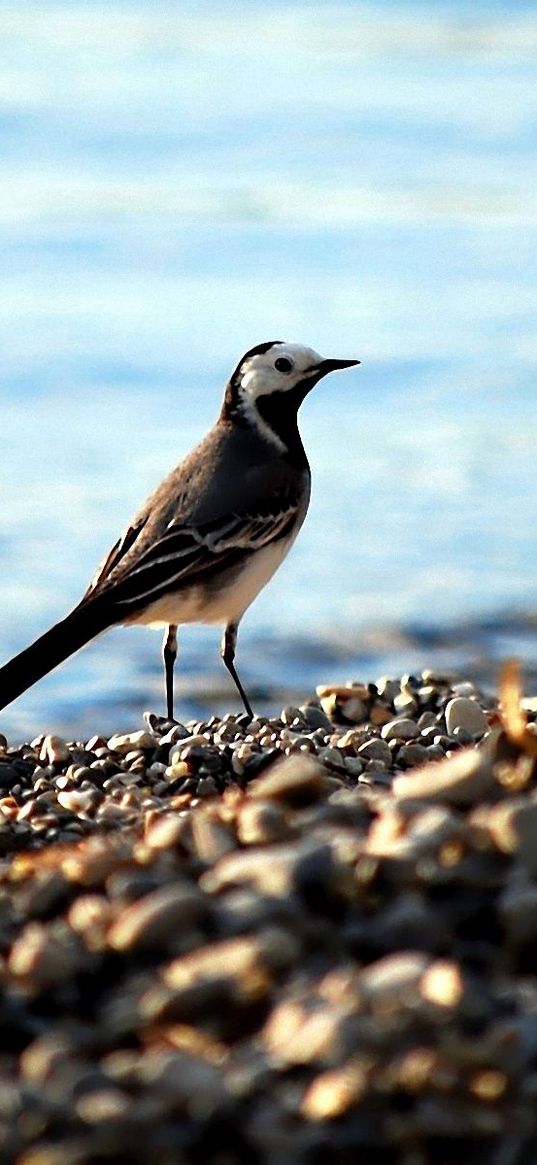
(0, 341, 359, 721)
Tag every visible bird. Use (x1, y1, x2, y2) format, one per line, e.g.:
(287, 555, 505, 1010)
(0, 341, 359, 722)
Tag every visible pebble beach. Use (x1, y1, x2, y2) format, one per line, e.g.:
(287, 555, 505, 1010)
(2, 668, 537, 1163)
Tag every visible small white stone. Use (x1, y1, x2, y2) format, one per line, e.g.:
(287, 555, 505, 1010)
(444, 698, 487, 738)
(57, 789, 97, 815)
(360, 952, 430, 997)
(381, 718, 419, 742)
(39, 735, 69, 765)
(107, 730, 156, 753)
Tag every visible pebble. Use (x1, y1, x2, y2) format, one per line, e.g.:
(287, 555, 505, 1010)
(380, 717, 419, 741)
(393, 691, 419, 716)
(397, 742, 429, 767)
(301, 1061, 367, 1120)
(393, 747, 497, 806)
(0, 669, 535, 1163)
(144, 812, 185, 850)
(8, 920, 87, 987)
(56, 789, 99, 816)
(445, 696, 487, 738)
(359, 950, 430, 998)
(38, 735, 70, 765)
(420, 959, 464, 1009)
(107, 883, 208, 953)
(249, 755, 329, 805)
(356, 738, 392, 765)
(107, 730, 157, 754)
(236, 800, 290, 845)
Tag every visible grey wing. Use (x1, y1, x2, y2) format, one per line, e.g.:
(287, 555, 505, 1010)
(87, 493, 301, 613)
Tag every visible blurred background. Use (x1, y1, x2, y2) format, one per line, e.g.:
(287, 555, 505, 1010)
(0, 0, 536, 738)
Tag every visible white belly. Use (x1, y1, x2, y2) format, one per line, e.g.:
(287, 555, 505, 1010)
(125, 537, 294, 630)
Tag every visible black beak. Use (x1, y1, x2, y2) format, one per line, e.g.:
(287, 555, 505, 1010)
(316, 358, 360, 377)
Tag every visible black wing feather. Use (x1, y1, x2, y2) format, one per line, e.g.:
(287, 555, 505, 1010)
(94, 497, 299, 612)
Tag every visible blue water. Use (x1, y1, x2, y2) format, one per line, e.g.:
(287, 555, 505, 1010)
(0, 0, 536, 736)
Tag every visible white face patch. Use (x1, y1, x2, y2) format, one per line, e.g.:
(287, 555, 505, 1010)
(239, 342, 324, 404)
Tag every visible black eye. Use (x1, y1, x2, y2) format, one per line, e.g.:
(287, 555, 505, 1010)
(275, 357, 293, 373)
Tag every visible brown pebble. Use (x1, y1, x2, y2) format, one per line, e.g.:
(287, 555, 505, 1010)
(359, 951, 430, 1000)
(67, 894, 116, 950)
(263, 999, 349, 1067)
(162, 929, 297, 1004)
(249, 754, 329, 806)
(189, 812, 237, 863)
(237, 800, 291, 845)
(57, 789, 100, 816)
(8, 921, 86, 988)
(19, 1032, 77, 1084)
(76, 1088, 131, 1122)
(200, 842, 296, 897)
(144, 812, 186, 850)
(108, 883, 208, 953)
(482, 797, 537, 875)
(301, 1059, 368, 1120)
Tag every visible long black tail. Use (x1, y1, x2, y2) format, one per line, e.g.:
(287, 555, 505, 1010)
(0, 599, 113, 713)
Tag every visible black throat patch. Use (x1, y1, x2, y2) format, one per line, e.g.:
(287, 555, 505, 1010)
(253, 383, 313, 464)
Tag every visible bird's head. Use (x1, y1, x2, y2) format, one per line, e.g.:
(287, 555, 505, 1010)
(222, 340, 359, 450)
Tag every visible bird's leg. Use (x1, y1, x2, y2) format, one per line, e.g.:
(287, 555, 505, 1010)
(221, 621, 254, 720)
(162, 624, 178, 721)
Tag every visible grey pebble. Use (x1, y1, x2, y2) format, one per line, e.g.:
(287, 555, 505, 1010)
(299, 703, 333, 731)
(397, 743, 429, 767)
(357, 738, 392, 765)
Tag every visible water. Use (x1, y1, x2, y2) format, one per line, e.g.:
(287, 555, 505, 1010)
(0, 0, 536, 737)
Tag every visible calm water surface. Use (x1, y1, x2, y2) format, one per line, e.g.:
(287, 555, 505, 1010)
(0, 0, 536, 735)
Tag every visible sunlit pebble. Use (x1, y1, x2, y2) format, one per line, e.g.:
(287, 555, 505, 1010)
(420, 960, 464, 1008)
(469, 1069, 508, 1102)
